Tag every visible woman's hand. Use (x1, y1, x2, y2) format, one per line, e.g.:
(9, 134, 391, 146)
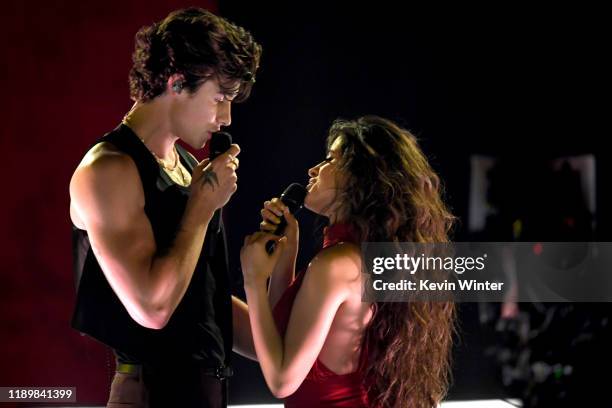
(260, 198, 299, 249)
(260, 199, 300, 307)
(240, 232, 287, 287)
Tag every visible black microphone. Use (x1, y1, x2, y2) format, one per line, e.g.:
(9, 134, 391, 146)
(209, 131, 232, 160)
(264, 183, 308, 254)
(209, 131, 232, 234)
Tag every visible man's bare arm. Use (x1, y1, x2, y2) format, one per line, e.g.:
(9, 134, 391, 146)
(70, 143, 239, 329)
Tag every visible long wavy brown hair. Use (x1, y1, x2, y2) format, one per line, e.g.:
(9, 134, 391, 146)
(327, 116, 456, 408)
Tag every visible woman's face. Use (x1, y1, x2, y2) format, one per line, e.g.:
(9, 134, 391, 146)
(304, 137, 345, 218)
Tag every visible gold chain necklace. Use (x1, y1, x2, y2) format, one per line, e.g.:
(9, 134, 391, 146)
(122, 115, 191, 186)
(144, 140, 179, 171)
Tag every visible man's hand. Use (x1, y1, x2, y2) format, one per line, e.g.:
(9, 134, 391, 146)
(189, 144, 240, 217)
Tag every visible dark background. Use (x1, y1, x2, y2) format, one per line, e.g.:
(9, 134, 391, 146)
(1, 1, 608, 405)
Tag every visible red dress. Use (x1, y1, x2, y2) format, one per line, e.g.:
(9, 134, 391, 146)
(272, 223, 370, 407)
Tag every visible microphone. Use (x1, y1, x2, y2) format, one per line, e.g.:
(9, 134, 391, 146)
(264, 183, 308, 253)
(209, 131, 232, 234)
(209, 131, 232, 160)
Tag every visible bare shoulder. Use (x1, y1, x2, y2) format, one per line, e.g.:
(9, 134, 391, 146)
(70, 142, 144, 227)
(71, 142, 140, 194)
(307, 242, 363, 283)
(73, 142, 134, 176)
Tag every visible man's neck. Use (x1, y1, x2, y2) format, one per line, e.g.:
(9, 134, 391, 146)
(124, 98, 178, 161)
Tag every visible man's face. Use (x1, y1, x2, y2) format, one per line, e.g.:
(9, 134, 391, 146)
(169, 77, 239, 149)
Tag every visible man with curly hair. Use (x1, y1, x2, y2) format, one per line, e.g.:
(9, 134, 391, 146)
(69, 8, 262, 407)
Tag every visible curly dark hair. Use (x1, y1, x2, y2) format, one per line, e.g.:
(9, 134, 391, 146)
(129, 8, 262, 102)
(326, 116, 457, 408)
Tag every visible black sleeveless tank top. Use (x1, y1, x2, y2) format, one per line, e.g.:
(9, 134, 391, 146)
(71, 124, 232, 369)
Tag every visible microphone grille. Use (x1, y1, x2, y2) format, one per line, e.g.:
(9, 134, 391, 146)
(280, 183, 308, 213)
(210, 131, 232, 159)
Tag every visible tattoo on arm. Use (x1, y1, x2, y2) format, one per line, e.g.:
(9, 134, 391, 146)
(200, 168, 219, 190)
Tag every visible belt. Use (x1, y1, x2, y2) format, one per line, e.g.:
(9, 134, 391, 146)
(201, 365, 234, 379)
(116, 363, 234, 380)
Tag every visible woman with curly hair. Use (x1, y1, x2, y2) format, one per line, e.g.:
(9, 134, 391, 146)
(241, 115, 456, 408)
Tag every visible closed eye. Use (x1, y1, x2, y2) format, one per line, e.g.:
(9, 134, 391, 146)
(214, 94, 236, 104)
